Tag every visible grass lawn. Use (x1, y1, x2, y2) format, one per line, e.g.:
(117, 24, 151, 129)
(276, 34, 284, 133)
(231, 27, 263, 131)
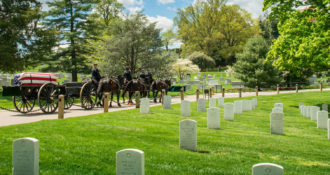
(0, 91, 329, 174)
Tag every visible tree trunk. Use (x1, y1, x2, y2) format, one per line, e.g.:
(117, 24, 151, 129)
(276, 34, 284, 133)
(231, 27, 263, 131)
(70, 1, 77, 82)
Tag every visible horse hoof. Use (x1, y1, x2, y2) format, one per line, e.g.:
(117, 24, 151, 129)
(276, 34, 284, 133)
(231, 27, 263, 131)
(118, 104, 121, 107)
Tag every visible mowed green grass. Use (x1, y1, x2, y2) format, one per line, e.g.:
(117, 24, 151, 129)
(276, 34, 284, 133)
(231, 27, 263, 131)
(0, 92, 329, 174)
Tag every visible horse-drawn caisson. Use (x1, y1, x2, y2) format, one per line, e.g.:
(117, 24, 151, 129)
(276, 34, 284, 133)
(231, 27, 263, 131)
(1, 71, 174, 114)
(1, 73, 98, 113)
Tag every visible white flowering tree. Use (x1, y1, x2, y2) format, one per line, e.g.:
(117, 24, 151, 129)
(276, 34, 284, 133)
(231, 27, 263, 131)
(172, 59, 200, 80)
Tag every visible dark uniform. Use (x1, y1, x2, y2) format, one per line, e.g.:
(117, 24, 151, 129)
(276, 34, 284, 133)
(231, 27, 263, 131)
(140, 72, 146, 79)
(146, 72, 153, 80)
(92, 68, 101, 82)
(124, 70, 132, 81)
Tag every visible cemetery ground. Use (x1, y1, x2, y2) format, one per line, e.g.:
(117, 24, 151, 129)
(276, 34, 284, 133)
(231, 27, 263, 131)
(0, 91, 329, 174)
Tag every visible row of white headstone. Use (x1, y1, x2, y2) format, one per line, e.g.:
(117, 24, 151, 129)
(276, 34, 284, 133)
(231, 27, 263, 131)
(12, 137, 283, 175)
(179, 97, 258, 151)
(299, 103, 329, 140)
(139, 95, 172, 114)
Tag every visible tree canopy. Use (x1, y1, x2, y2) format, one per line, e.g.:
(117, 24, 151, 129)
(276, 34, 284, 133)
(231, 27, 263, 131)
(0, 0, 56, 72)
(264, 0, 330, 79)
(234, 36, 281, 88)
(175, 0, 259, 66)
(100, 13, 163, 77)
(43, 0, 97, 81)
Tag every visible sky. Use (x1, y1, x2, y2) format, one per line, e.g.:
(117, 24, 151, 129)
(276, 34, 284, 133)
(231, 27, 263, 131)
(41, 0, 264, 32)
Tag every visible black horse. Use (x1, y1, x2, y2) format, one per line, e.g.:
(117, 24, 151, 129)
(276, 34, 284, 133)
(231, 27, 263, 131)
(150, 79, 171, 103)
(97, 77, 121, 107)
(122, 79, 147, 104)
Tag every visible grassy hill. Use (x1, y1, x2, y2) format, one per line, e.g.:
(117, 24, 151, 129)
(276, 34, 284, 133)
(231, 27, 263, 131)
(0, 92, 329, 174)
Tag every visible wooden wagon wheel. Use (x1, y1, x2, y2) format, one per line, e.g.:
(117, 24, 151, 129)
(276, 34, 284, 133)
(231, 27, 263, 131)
(38, 83, 58, 113)
(12, 96, 35, 113)
(64, 96, 74, 109)
(80, 82, 97, 110)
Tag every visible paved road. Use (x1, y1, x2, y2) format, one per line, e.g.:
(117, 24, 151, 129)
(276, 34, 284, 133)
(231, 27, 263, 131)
(0, 88, 328, 127)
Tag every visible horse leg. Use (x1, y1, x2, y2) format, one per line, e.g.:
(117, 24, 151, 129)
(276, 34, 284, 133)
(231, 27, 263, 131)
(159, 90, 162, 103)
(122, 90, 126, 103)
(110, 92, 113, 107)
(153, 90, 157, 103)
(117, 90, 121, 107)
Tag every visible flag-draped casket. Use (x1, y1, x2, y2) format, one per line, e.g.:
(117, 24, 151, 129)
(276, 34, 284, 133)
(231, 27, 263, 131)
(18, 73, 57, 85)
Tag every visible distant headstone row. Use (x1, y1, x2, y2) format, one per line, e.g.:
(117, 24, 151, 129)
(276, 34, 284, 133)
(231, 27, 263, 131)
(299, 103, 329, 139)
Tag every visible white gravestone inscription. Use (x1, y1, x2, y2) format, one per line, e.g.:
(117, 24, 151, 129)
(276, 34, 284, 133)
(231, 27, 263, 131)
(272, 107, 283, 113)
(13, 137, 39, 175)
(207, 107, 220, 129)
(252, 163, 283, 175)
(179, 119, 197, 151)
(270, 113, 284, 135)
(116, 149, 144, 175)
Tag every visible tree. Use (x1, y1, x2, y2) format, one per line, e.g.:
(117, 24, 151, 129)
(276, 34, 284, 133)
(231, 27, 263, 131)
(0, 0, 56, 72)
(172, 59, 200, 80)
(234, 36, 281, 88)
(161, 29, 175, 51)
(43, 0, 96, 81)
(100, 13, 163, 77)
(175, 0, 259, 66)
(83, 0, 123, 63)
(264, 0, 330, 82)
(259, 14, 279, 45)
(186, 52, 215, 71)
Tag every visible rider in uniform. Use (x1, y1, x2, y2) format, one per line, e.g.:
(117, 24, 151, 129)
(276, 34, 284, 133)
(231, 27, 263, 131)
(146, 69, 153, 84)
(123, 67, 132, 83)
(139, 69, 146, 79)
(92, 63, 101, 85)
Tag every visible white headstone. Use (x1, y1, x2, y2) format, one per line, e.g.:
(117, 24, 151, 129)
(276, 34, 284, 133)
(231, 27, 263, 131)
(218, 97, 224, 107)
(272, 107, 283, 113)
(207, 107, 220, 129)
(224, 103, 234, 121)
(13, 137, 39, 175)
(242, 100, 249, 112)
(299, 105, 305, 114)
(116, 149, 144, 175)
(270, 113, 284, 135)
(234, 101, 242, 114)
(310, 106, 320, 121)
(304, 106, 310, 117)
(317, 111, 328, 129)
(197, 98, 206, 112)
(209, 98, 217, 108)
(181, 100, 191, 117)
(163, 95, 171, 109)
(252, 163, 283, 175)
(179, 119, 197, 151)
(247, 100, 253, 111)
(140, 98, 150, 114)
(322, 104, 328, 111)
